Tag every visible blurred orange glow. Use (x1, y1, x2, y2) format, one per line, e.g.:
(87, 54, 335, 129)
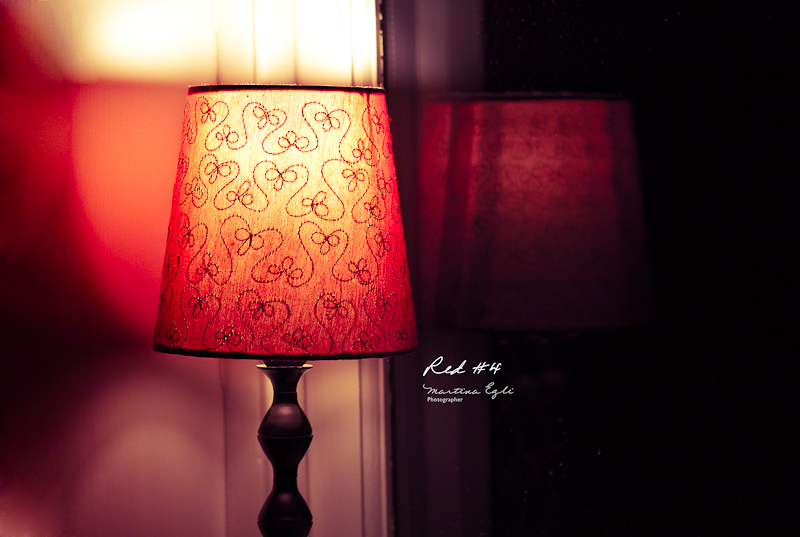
(82, 1, 218, 83)
(294, 0, 355, 84)
(72, 83, 186, 338)
(11, 0, 378, 85)
(10, 0, 216, 83)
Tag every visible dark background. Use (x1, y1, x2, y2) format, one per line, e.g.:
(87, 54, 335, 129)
(388, 1, 796, 535)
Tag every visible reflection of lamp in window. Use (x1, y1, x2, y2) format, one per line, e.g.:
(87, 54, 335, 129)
(153, 85, 417, 537)
(419, 94, 651, 331)
(418, 94, 652, 535)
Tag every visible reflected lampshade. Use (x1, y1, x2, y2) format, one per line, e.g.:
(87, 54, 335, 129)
(154, 86, 417, 358)
(419, 95, 652, 331)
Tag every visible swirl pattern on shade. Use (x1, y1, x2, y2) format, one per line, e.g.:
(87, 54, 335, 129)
(154, 87, 417, 358)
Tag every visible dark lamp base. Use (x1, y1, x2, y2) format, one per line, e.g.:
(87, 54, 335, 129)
(256, 522, 312, 537)
(257, 362, 314, 537)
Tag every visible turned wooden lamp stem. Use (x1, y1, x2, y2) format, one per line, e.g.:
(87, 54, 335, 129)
(257, 361, 314, 537)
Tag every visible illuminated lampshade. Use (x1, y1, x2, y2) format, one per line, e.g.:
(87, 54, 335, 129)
(419, 94, 651, 331)
(153, 85, 417, 537)
(154, 86, 417, 358)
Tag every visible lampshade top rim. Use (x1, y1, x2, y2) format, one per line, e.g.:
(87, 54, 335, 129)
(153, 343, 418, 361)
(188, 84, 385, 95)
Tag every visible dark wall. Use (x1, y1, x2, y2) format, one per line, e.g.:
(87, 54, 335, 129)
(389, 1, 795, 535)
(484, 0, 795, 333)
(486, 1, 796, 534)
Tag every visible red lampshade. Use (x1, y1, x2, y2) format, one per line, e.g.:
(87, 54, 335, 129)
(154, 86, 417, 358)
(419, 95, 652, 331)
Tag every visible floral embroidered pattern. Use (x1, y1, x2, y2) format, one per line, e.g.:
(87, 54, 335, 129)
(283, 328, 313, 352)
(153, 87, 417, 358)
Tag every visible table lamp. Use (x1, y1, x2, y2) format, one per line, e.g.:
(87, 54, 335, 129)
(153, 85, 417, 537)
(418, 93, 651, 331)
